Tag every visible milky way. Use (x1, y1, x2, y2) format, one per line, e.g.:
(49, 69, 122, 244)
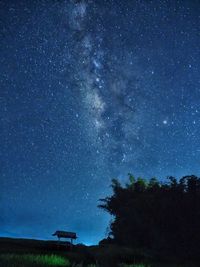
(1, 0, 200, 244)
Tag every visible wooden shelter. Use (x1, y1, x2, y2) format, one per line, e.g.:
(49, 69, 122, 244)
(52, 230, 77, 245)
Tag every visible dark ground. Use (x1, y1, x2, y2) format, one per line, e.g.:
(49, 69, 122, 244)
(0, 237, 198, 267)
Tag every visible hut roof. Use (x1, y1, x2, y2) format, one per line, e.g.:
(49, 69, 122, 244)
(52, 230, 77, 239)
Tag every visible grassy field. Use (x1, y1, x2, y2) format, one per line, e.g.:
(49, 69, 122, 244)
(0, 238, 197, 267)
(0, 253, 69, 267)
(0, 253, 151, 267)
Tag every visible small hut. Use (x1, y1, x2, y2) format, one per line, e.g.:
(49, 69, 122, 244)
(52, 230, 77, 245)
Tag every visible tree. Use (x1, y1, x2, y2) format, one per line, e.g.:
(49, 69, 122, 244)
(99, 174, 200, 260)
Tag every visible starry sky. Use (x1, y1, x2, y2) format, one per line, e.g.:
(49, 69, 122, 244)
(1, 0, 200, 245)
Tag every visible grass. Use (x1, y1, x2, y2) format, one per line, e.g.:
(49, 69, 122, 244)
(0, 253, 70, 267)
(0, 254, 197, 267)
(0, 253, 152, 267)
(120, 265, 150, 267)
(0, 239, 198, 267)
(134, 266, 193, 267)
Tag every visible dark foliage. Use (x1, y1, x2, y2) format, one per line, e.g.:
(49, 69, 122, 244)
(99, 174, 200, 261)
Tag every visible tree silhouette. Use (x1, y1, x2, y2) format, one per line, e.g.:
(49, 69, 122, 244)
(99, 174, 200, 260)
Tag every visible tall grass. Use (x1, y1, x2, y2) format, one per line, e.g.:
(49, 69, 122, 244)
(120, 264, 150, 267)
(0, 253, 70, 266)
(0, 254, 196, 267)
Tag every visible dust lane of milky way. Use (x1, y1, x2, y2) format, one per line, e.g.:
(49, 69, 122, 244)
(1, 0, 200, 244)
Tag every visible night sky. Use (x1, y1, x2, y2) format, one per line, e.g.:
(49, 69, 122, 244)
(1, 0, 200, 245)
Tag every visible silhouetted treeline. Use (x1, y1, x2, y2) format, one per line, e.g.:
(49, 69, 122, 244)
(99, 174, 200, 260)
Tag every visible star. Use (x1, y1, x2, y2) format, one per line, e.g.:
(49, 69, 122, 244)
(1, 0, 200, 245)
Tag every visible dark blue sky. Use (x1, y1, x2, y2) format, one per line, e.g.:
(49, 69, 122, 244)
(1, 0, 200, 244)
